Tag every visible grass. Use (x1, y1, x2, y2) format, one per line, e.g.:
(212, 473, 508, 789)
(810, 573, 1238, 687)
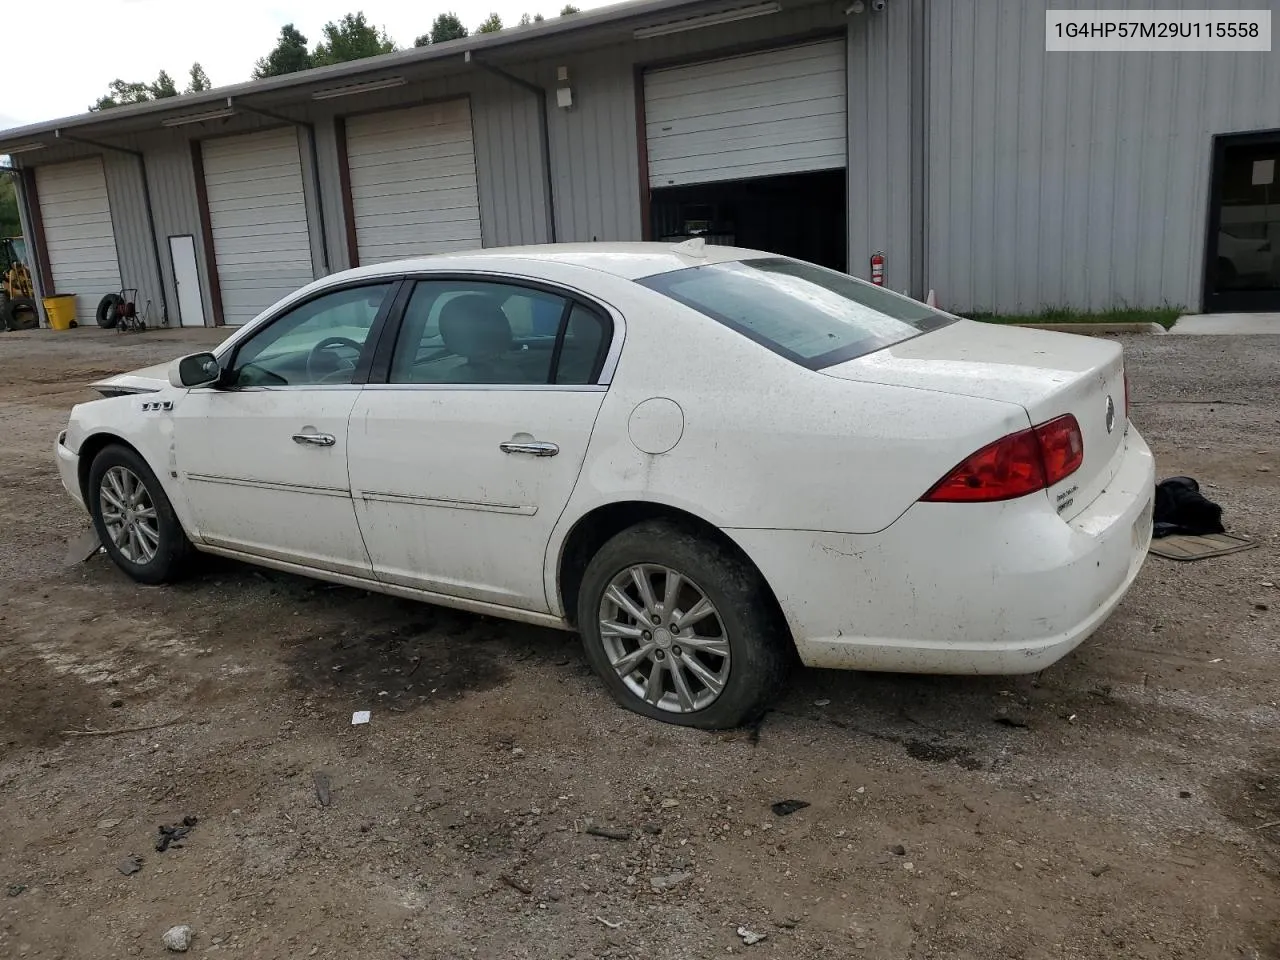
(962, 306, 1185, 330)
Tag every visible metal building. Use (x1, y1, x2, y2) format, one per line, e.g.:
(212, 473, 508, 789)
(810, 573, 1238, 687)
(1, 0, 1277, 328)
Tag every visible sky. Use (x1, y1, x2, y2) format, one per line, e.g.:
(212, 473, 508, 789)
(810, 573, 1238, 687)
(2, 0, 611, 131)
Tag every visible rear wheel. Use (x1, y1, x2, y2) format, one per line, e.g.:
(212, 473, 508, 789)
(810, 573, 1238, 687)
(88, 444, 192, 584)
(577, 520, 790, 728)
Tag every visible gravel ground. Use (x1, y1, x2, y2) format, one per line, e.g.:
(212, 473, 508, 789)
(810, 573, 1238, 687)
(0, 326, 1277, 960)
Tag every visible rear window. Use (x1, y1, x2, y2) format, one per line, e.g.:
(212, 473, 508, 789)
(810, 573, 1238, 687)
(639, 258, 954, 369)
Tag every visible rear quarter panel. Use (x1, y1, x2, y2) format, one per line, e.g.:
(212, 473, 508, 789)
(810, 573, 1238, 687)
(553, 285, 1035, 540)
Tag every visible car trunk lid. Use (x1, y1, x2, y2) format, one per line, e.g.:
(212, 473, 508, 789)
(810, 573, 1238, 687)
(823, 320, 1128, 520)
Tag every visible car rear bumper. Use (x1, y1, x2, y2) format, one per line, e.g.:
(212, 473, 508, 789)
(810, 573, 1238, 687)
(55, 430, 85, 510)
(730, 426, 1156, 675)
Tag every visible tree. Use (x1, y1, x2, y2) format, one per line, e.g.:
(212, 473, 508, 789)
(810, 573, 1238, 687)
(421, 11, 467, 44)
(151, 70, 178, 99)
(476, 12, 503, 33)
(534, 12, 545, 20)
(187, 63, 211, 93)
(560, 4, 580, 13)
(519, 12, 532, 25)
(312, 12, 396, 67)
(0, 177, 22, 239)
(253, 24, 312, 78)
(90, 79, 154, 111)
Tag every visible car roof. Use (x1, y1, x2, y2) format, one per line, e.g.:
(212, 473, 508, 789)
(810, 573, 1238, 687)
(333, 242, 771, 284)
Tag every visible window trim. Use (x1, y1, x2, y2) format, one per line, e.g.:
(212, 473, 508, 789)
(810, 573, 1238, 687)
(368, 272, 619, 388)
(216, 277, 405, 389)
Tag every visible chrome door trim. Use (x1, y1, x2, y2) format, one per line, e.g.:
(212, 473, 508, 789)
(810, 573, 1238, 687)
(360, 383, 607, 393)
(357, 490, 538, 516)
(185, 473, 350, 498)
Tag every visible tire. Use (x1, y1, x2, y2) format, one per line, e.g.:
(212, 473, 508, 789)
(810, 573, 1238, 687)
(96, 293, 124, 329)
(577, 520, 791, 729)
(88, 444, 193, 585)
(4, 296, 38, 331)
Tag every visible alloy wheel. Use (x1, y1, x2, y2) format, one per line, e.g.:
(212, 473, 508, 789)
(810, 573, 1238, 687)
(597, 564, 731, 713)
(99, 465, 160, 565)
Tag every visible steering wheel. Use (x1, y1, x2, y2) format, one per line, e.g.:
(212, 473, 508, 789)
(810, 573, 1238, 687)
(306, 336, 364, 383)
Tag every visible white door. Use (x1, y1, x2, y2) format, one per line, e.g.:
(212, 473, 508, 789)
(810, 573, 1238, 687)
(169, 235, 206, 327)
(345, 100, 483, 264)
(35, 158, 121, 321)
(202, 128, 315, 326)
(347, 278, 612, 612)
(644, 39, 847, 188)
(172, 281, 397, 576)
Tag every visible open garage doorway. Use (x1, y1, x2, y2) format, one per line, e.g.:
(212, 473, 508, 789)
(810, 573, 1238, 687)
(650, 169, 847, 271)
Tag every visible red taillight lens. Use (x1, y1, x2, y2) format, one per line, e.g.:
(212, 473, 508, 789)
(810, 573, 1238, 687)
(1034, 414, 1084, 485)
(922, 428, 1047, 502)
(922, 415, 1084, 503)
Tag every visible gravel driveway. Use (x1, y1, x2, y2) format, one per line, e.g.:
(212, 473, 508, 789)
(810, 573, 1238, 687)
(0, 327, 1276, 959)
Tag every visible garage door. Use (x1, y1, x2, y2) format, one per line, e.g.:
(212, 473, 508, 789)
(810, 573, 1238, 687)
(35, 158, 121, 321)
(345, 100, 482, 265)
(644, 39, 847, 188)
(202, 128, 314, 326)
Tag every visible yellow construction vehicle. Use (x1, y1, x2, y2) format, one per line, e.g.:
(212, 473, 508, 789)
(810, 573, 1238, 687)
(0, 237, 38, 330)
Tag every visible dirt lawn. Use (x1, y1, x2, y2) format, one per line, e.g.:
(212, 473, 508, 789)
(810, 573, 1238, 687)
(1, 326, 1277, 960)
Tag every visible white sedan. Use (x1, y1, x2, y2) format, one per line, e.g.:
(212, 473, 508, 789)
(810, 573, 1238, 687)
(55, 243, 1155, 728)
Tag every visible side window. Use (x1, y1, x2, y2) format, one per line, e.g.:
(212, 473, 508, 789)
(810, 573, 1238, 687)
(554, 304, 610, 385)
(231, 283, 393, 387)
(389, 281, 568, 385)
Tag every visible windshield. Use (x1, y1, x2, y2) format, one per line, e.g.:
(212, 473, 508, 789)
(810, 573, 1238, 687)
(639, 258, 955, 368)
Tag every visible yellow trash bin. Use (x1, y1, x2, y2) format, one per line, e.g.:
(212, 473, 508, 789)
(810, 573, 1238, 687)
(42, 295, 77, 331)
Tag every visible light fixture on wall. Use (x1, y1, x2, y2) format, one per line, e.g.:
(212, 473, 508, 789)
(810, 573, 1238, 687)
(162, 106, 236, 127)
(556, 66, 573, 109)
(633, 2, 781, 39)
(1, 142, 47, 154)
(311, 76, 407, 100)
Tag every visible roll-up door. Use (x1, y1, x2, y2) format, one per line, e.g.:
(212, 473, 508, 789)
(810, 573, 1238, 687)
(202, 128, 314, 326)
(645, 39, 847, 188)
(35, 158, 122, 320)
(345, 100, 483, 264)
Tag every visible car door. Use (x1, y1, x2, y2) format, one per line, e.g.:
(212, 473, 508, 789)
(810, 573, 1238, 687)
(172, 280, 399, 577)
(347, 276, 615, 612)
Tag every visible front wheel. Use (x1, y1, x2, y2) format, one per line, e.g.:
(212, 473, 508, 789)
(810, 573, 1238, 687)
(88, 444, 192, 584)
(577, 520, 791, 729)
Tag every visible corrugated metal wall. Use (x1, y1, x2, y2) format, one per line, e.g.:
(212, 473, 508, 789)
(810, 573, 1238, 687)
(927, 0, 1280, 314)
(848, 0, 918, 293)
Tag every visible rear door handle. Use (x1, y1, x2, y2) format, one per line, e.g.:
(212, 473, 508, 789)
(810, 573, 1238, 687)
(499, 440, 559, 457)
(292, 432, 336, 447)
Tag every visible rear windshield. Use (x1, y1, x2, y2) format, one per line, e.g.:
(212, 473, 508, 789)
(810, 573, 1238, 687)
(639, 257, 955, 369)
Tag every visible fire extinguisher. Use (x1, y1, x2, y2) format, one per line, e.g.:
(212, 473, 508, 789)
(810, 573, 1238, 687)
(870, 251, 885, 286)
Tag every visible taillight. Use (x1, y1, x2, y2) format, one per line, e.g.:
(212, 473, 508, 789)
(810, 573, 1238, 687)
(922, 415, 1084, 504)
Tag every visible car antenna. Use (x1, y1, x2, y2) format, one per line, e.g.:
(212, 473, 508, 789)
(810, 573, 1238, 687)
(670, 237, 707, 258)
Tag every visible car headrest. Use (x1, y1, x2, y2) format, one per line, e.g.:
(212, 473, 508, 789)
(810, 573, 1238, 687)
(438, 295, 513, 363)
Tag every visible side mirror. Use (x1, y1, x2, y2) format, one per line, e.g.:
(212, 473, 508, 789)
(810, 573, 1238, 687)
(168, 352, 222, 388)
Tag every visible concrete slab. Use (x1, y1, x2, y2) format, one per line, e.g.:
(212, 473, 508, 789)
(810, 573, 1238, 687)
(1169, 313, 1280, 335)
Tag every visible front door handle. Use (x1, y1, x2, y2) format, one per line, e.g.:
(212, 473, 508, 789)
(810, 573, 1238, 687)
(292, 432, 336, 447)
(499, 440, 559, 457)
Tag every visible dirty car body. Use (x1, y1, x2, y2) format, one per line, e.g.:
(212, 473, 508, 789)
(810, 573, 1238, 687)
(55, 243, 1155, 727)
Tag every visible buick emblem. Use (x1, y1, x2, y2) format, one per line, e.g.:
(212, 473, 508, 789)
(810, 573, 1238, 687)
(1105, 395, 1116, 434)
